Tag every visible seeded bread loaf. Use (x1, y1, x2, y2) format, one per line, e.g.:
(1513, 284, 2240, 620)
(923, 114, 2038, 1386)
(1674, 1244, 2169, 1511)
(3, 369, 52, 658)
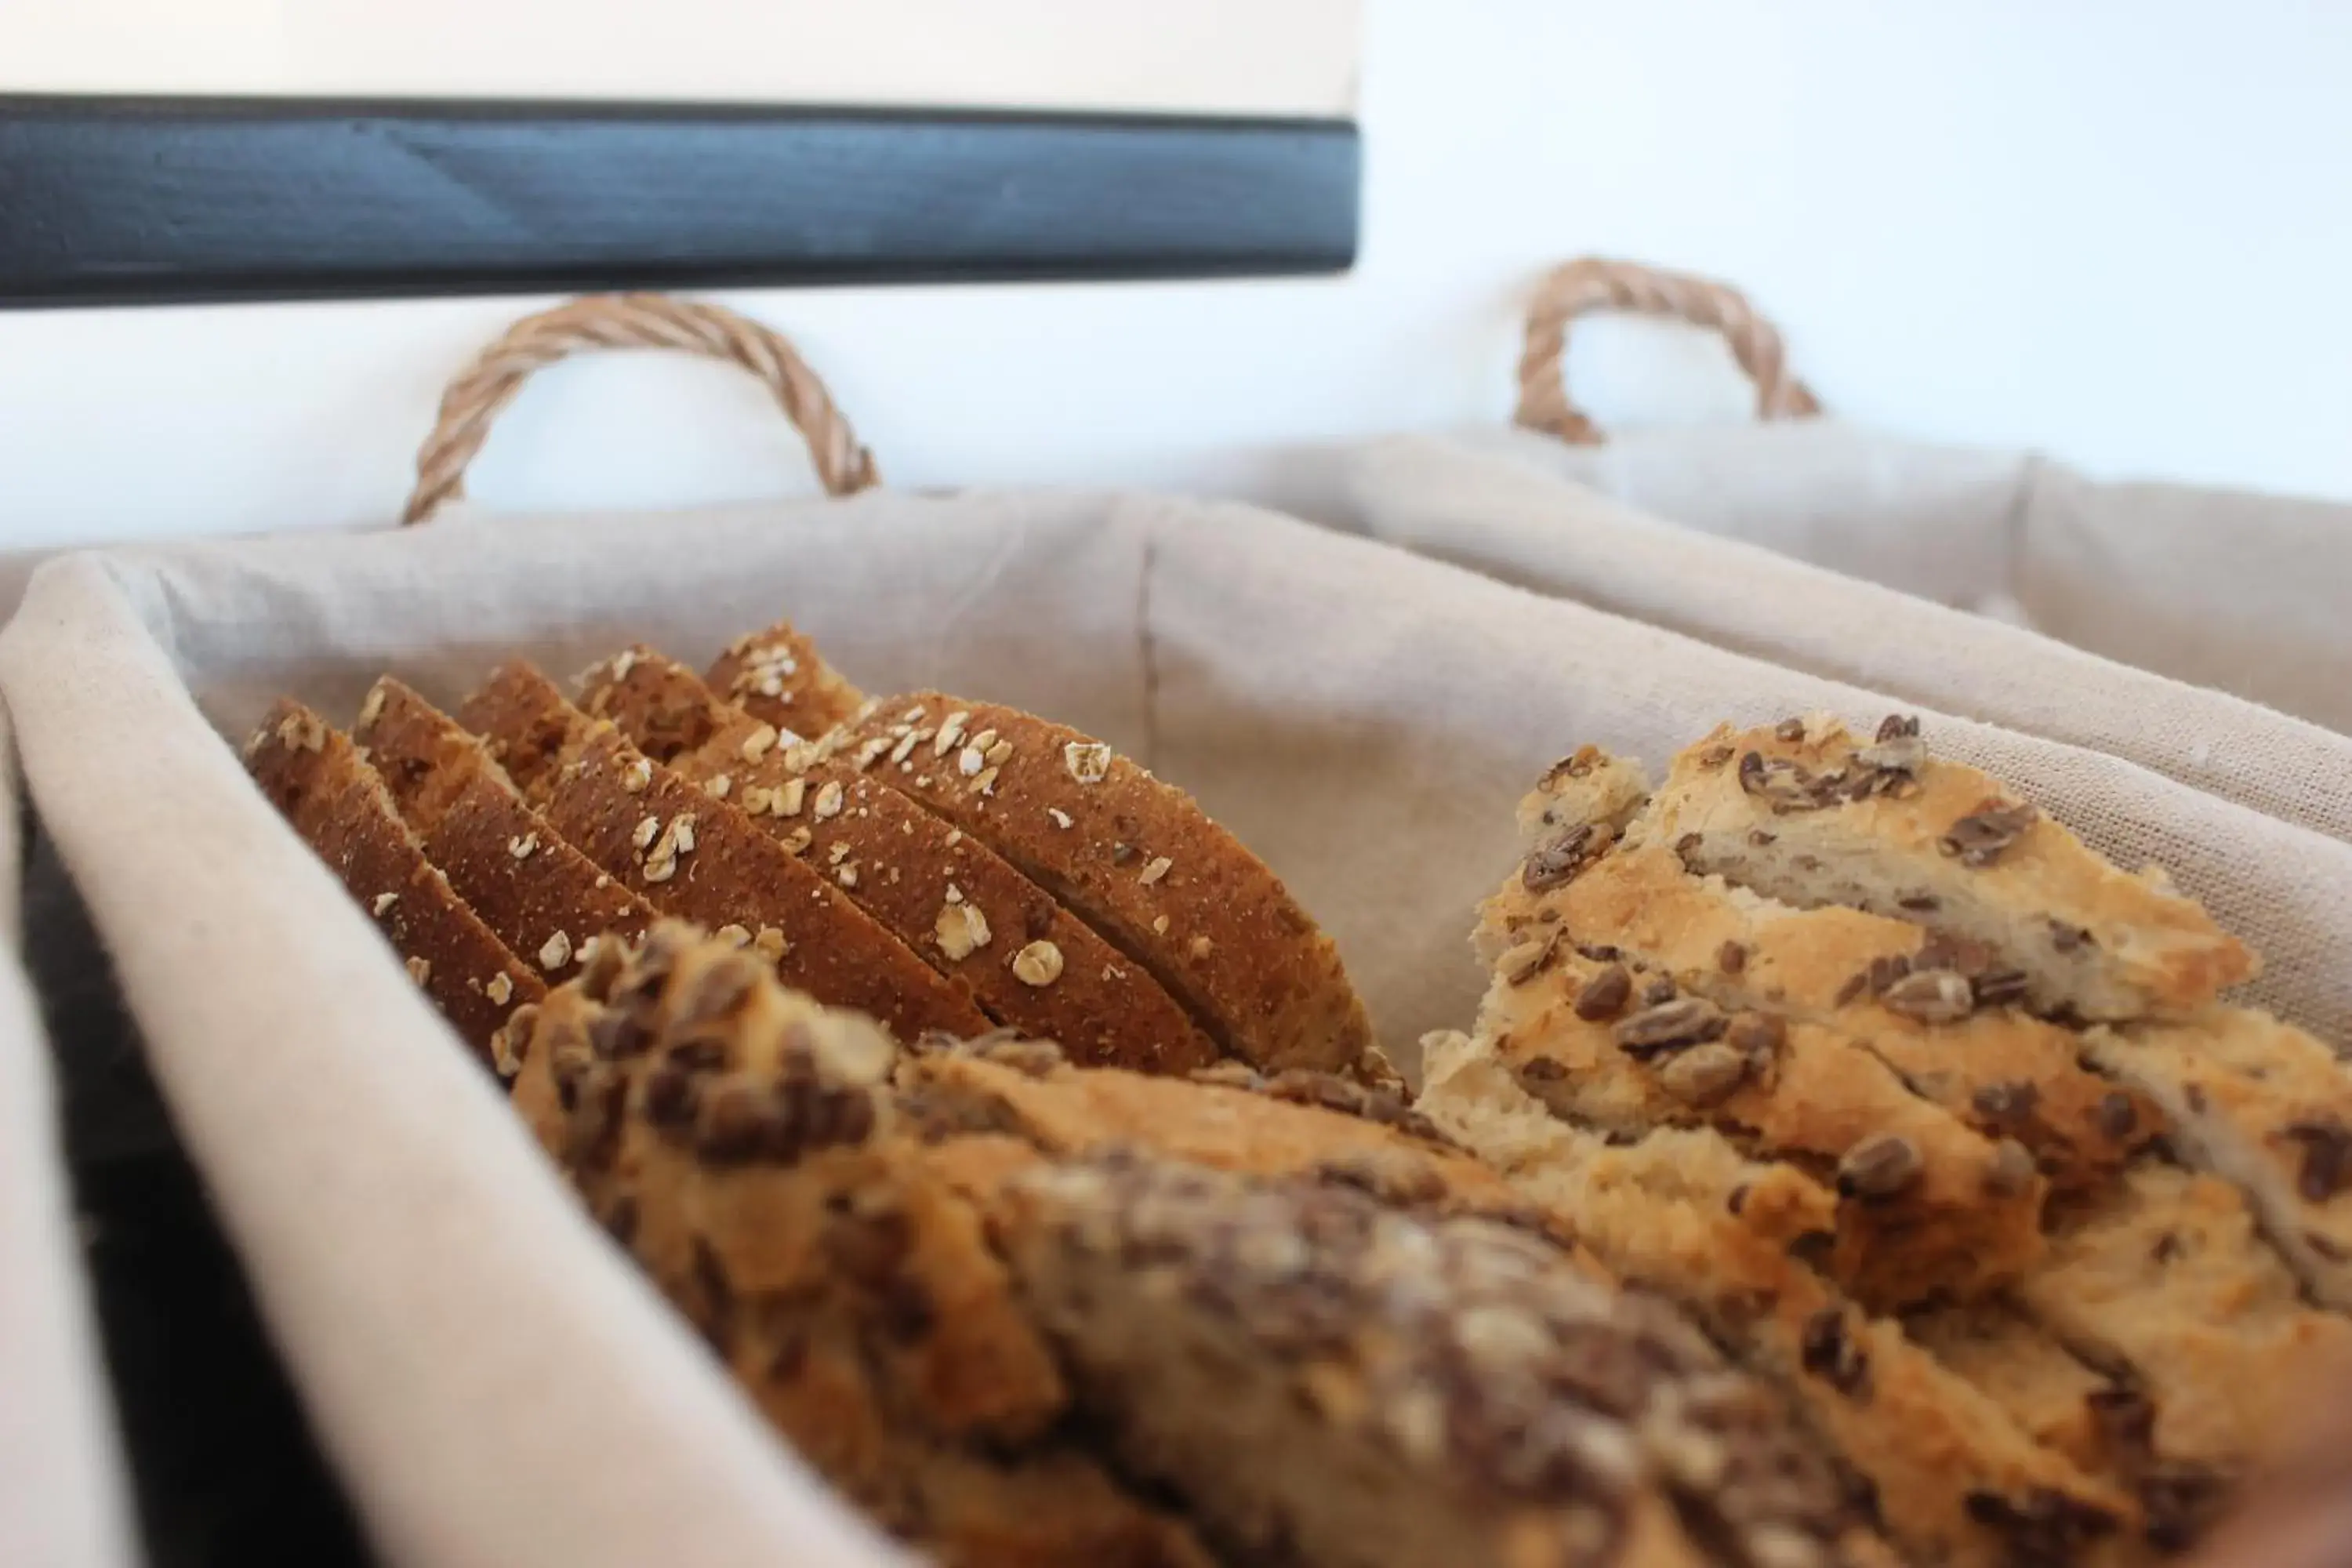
(1477, 892, 2045, 1309)
(354, 677, 655, 1008)
(1414, 1033, 2140, 1568)
(705, 617, 867, 738)
(1644, 718, 2253, 1021)
(459, 660, 989, 1044)
(1515, 753, 2152, 1200)
(996, 1150, 1874, 1568)
(578, 647, 1218, 1075)
(245, 700, 542, 1060)
(2083, 1011, 2352, 1311)
(826, 693, 1374, 1076)
(511, 926, 1885, 1568)
(505, 930, 1219, 1567)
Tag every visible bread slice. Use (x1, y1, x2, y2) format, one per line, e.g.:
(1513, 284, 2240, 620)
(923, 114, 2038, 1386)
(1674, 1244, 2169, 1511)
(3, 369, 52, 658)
(458, 661, 989, 1044)
(1414, 1033, 2140, 1568)
(996, 1150, 1870, 1568)
(704, 617, 867, 739)
(2085, 1010, 2352, 1310)
(1511, 752, 2151, 1200)
(245, 700, 542, 1061)
(1478, 877, 2046, 1310)
(354, 677, 655, 1003)
(506, 929, 1219, 1567)
(1541, 839, 2153, 1202)
(826, 692, 1374, 1076)
(1641, 717, 2253, 1021)
(577, 646, 1217, 1074)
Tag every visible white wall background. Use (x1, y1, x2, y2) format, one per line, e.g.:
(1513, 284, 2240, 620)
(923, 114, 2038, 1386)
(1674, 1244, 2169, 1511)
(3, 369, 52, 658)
(5, 1, 2351, 555)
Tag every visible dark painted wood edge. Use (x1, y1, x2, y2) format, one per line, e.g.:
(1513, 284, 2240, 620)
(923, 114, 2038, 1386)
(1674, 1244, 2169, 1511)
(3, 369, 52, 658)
(0, 95, 1361, 308)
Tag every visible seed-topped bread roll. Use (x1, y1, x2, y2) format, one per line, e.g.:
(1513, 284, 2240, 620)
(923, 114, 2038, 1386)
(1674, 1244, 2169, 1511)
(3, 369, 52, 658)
(1428, 717, 2352, 1566)
(459, 660, 989, 1044)
(355, 677, 655, 1012)
(704, 616, 867, 738)
(246, 700, 542, 1060)
(576, 646, 1217, 1076)
(505, 926, 1885, 1568)
(1646, 718, 2253, 1021)
(824, 693, 1374, 1077)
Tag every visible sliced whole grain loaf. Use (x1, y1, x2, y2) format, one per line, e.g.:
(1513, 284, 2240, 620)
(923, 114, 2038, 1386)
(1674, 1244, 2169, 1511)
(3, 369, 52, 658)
(245, 699, 541, 1061)
(2083, 1011, 2352, 1311)
(1642, 718, 2253, 1022)
(354, 677, 655, 1005)
(1414, 1033, 2140, 1568)
(458, 661, 989, 1044)
(826, 692, 1374, 1076)
(577, 646, 1217, 1075)
(704, 617, 867, 739)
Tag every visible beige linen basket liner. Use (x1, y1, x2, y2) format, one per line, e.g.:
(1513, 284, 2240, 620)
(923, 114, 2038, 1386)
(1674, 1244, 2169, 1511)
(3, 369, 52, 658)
(4, 295, 2347, 1568)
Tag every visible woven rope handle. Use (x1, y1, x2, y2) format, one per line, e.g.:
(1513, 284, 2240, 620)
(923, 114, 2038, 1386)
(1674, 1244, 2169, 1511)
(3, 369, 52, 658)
(402, 293, 878, 525)
(1513, 257, 1821, 445)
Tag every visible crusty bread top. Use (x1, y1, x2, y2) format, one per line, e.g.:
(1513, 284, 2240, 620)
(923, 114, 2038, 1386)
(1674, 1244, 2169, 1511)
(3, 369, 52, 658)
(704, 617, 867, 739)
(356, 677, 655, 983)
(579, 648, 1219, 1076)
(2087, 1009, 2352, 1312)
(459, 661, 989, 1043)
(247, 699, 542, 1060)
(826, 692, 1374, 1076)
(1642, 717, 2255, 1021)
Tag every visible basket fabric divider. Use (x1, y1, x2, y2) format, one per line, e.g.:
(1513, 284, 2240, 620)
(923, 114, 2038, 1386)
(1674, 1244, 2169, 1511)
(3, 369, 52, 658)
(2, 488, 2348, 1564)
(1337, 431, 2352, 847)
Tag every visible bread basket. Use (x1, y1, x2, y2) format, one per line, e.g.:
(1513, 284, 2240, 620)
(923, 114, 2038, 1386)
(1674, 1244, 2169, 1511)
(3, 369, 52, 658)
(6, 294, 2350, 1566)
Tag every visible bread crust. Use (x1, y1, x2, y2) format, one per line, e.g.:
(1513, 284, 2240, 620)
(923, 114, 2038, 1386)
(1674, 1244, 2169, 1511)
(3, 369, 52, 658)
(1644, 718, 2253, 1021)
(459, 662, 989, 1043)
(246, 699, 541, 1060)
(356, 677, 656, 988)
(828, 692, 1373, 1076)
(579, 648, 1218, 1074)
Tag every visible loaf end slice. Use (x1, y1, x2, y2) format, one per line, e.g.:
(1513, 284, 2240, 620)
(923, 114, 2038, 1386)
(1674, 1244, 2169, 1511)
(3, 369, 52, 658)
(245, 700, 543, 1061)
